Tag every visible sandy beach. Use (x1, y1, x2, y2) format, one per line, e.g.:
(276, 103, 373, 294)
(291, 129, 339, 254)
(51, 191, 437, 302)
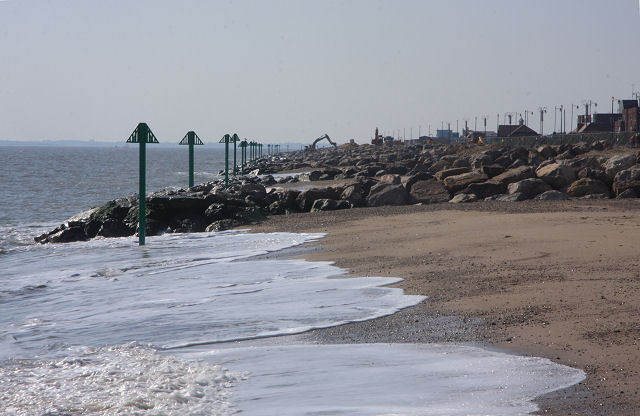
(249, 199, 640, 415)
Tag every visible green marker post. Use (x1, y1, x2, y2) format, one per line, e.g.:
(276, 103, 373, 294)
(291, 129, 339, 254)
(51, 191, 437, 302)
(240, 140, 247, 174)
(232, 133, 239, 176)
(219, 134, 230, 188)
(179, 131, 204, 188)
(126, 122, 159, 246)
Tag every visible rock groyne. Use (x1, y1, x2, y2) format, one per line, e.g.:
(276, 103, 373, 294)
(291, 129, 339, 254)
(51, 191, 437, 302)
(36, 140, 640, 243)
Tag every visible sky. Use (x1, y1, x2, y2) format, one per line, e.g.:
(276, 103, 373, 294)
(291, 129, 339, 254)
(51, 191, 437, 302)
(1, 0, 640, 143)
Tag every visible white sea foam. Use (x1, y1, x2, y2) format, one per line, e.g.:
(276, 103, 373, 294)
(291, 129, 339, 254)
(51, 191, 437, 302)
(1, 230, 423, 354)
(0, 343, 242, 416)
(0, 229, 586, 415)
(181, 343, 585, 416)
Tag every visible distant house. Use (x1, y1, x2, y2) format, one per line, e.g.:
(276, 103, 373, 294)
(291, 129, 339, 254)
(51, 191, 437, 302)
(617, 99, 640, 133)
(575, 113, 622, 133)
(497, 122, 538, 137)
(436, 129, 459, 139)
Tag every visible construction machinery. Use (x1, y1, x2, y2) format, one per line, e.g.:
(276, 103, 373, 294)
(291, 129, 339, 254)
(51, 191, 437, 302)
(371, 127, 383, 145)
(306, 134, 337, 150)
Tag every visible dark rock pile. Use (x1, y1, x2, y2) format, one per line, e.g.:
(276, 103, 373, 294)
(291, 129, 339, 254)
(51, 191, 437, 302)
(36, 140, 640, 243)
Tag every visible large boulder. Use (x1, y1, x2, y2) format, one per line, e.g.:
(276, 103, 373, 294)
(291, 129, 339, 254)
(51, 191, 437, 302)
(296, 188, 339, 212)
(379, 174, 401, 185)
(442, 172, 488, 194)
(481, 164, 505, 178)
(535, 190, 569, 201)
(495, 192, 528, 202)
(367, 183, 411, 206)
(603, 154, 636, 181)
(434, 167, 470, 181)
(612, 165, 640, 196)
(507, 178, 551, 199)
(449, 193, 477, 203)
(536, 145, 557, 160)
(340, 183, 366, 207)
(409, 179, 450, 204)
(462, 181, 506, 199)
(578, 167, 609, 184)
(404, 172, 433, 193)
(310, 199, 351, 212)
(566, 178, 611, 198)
(490, 166, 535, 186)
(535, 162, 576, 189)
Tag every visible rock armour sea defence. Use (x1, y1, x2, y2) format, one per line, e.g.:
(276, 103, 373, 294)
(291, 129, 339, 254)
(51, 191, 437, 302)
(36, 139, 640, 243)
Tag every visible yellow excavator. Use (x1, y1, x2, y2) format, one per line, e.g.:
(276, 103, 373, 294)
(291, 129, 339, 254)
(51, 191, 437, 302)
(306, 134, 337, 150)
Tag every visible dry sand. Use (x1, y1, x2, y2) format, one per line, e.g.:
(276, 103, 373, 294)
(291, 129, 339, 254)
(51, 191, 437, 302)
(249, 199, 640, 415)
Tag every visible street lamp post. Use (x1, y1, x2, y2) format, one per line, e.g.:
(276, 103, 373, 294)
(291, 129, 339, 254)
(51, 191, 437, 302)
(538, 107, 547, 136)
(611, 96, 615, 136)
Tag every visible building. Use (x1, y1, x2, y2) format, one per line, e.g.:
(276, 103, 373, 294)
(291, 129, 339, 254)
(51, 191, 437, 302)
(575, 113, 622, 133)
(616, 99, 640, 133)
(497, 122, 538, 137)
(436, 129, 459, 140)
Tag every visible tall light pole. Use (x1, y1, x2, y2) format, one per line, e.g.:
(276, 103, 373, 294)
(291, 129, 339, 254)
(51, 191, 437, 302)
(483, 116, 487, 139)
(538, 107, 547, 136)
(611, 96, 615, 135)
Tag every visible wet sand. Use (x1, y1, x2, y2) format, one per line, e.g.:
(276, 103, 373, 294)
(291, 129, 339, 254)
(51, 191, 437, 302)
(248, 199, 640, 415)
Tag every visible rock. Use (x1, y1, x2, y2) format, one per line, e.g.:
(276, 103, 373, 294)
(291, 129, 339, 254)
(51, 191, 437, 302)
(535, 162, 576, 189)
(434, 167, 471, 181)
(612, 165, 640, 196)
(409, 179, 450, 204)
(490, 166, 535, 186)
(566, 178, 611, 198)
(37, 224, 87, 244)
(536, 145, 557, 160)
(430, 159, 451, 172)
(341, 183, 366, 207)
(310, 199, 351, 212)
(379, 174, 402, 185)
(578, 167, 609, 184)
(299, 171, 323, 181)
(236, 183, 267, 200)
(469, 153, 493, 169)
(603, 154, 636, 181)
(97, 220, 134, 237)
(580, 193, 609, 200)
(367, 183, 411, 206)
(404, 172, 433, 193)
(449, 193, 477, 203)
(481, 164, 505, 178)
(205, 219, 241, 232)
(462, 181, 506, 199)
(495, 192, 529, 202)
(442, 172, 488, 194)
(535, 190, 569, 201)
(296, 188, 339, 212)
(260, 175, 277, 186)
(507, 178, 551, 199)
(507, 159, 527, 169)
(387, 165, 408, 175)
(617, 188, 638, 199)
(452, 158, 471, 168)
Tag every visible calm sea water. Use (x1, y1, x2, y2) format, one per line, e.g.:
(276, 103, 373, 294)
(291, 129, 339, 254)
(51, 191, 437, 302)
(0, 145, 584, 415)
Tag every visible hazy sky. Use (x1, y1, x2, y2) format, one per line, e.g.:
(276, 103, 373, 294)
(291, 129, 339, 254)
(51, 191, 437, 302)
(2, 0, 640, 143)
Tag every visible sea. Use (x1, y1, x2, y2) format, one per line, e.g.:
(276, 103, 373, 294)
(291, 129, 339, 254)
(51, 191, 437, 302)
(0, 144, 585, 415)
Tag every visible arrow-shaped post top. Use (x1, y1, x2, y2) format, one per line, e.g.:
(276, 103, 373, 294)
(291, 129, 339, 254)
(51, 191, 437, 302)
(126, 122, 159, 144)
(179, 131, 204, 145)
(219, 134, 231, 143)
(231, 133, 240, 142)
(240, 140, 248, 147)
